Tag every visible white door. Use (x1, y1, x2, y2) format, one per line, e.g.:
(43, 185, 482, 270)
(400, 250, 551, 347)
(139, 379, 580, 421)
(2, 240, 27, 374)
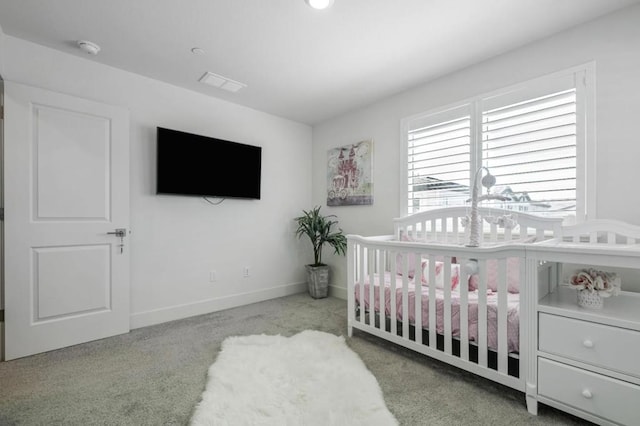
(3, 81, 130, 360)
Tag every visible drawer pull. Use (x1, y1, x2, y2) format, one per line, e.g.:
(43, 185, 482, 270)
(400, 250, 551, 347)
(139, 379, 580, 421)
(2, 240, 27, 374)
(582, 389, 593, 399)
(582, 339, 594, 348)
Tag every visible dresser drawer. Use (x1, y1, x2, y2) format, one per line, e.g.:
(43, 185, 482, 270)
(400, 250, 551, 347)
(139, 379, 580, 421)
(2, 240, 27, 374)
(538, 358, 640, 425)
(539, 313, 640, 378)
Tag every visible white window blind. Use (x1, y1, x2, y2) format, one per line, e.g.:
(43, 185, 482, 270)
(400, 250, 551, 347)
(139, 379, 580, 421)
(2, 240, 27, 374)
(403, 68, 588, 219)
(407, 105, 471, 213)
(407, 115, 471, 214)
(482, 88, 577, 217)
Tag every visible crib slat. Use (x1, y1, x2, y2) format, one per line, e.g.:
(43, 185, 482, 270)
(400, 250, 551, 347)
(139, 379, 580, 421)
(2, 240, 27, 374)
(368, 249, 375, 327)
(428, 254, 437, 350)
(459, 258, 469, 361)
(358, 245, 365, 326)
(390, 251, 397, 336)
(443, 256, 452, 355)
(378, 249, 386, 332)
(431, 219, 437, 242)
(445, 218, 451, 243)
(441, 216, 448, 243)
(497, 258, 508, 375)
(505, 226, 512, 241)
(608, 232, 616, 244)
(453, 217, 459, 245)
(414, 251, 422, 345)
(402, 254, 410, 340)
(490, 223, 498, 243)
(478, 259, 488, 368)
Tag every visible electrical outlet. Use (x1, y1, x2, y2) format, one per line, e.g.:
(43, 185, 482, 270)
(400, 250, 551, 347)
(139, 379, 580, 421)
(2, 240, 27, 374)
(243, 267, 250, 278)
(209, 271, 218, 282)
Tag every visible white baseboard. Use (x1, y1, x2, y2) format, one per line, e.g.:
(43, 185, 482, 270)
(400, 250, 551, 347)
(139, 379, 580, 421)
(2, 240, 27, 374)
(130, 282, 307, 329)
(329, 285, 347, 300)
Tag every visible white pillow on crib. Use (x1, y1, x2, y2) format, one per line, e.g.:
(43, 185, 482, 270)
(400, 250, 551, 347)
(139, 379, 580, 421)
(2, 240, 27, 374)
(421, 260, 460, 291)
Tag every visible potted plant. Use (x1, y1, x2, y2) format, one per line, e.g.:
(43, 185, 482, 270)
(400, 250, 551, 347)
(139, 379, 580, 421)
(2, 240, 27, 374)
(294, 206, 347, 299)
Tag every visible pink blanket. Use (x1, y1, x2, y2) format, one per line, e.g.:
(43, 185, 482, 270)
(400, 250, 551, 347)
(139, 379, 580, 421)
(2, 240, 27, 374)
(354, 273, 520, 353)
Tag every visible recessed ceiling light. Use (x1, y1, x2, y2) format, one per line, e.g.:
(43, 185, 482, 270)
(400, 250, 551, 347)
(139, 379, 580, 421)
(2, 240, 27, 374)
(191, 47, 205, 55)
(77, 40, 101, 55)
(305, 0, 334, 10)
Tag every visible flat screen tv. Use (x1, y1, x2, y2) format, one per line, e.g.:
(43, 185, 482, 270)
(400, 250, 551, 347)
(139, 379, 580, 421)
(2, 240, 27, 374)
(156, 127, 262, 199)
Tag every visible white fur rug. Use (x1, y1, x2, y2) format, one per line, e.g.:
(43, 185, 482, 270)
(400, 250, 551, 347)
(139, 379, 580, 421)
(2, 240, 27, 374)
(190, 330, 398, 426)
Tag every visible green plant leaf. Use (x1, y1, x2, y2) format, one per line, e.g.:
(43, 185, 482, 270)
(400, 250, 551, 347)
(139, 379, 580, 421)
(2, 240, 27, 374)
(294, 205, 346, 265)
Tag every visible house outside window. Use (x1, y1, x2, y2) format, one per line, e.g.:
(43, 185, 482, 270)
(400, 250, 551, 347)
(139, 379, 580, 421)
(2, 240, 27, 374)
(400, 64, 594, 223)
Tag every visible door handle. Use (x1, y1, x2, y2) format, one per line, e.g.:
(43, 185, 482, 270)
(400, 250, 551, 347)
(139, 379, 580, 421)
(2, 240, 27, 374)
(107, 228, 127, 254)
(107, 228, 127, 238)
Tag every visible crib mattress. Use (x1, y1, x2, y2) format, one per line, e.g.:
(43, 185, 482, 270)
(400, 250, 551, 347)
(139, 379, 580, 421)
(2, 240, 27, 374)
(354, 272, 520, 353)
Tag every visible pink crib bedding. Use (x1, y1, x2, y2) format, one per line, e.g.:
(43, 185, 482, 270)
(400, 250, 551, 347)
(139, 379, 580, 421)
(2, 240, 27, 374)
(354, 272, 520, 353)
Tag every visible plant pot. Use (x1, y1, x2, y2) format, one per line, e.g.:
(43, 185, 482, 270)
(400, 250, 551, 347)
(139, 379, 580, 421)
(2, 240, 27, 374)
(577, 289, 603, 309)
(305, 264, 330, 299)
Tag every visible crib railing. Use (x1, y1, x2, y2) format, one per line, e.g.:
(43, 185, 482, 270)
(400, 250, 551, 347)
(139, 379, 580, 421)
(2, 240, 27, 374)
(347, 235, 528, 391)
(559, 219, 640, 244)
(393, 206, 563, 245)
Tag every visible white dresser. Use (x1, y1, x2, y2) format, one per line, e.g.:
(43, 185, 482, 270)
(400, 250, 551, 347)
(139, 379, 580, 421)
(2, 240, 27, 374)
(530, 232, 640, 426)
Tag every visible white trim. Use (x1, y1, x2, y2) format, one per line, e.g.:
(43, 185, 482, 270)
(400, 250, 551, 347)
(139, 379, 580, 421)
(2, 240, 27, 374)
(399, 117, 409, 217)
(583, 62, 597, 221)
(130, 282, 306, 329)
(480, 62, 594, 106)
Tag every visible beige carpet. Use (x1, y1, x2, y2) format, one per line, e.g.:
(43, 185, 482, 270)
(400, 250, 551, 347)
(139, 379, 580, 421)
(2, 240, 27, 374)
(0, 293, 588, 425)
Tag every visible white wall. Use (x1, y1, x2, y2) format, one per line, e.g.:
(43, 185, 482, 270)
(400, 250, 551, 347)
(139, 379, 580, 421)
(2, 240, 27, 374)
(0, 23, 5, 78)
(314, 4, 640, 294)
(3, 36, 313, 328)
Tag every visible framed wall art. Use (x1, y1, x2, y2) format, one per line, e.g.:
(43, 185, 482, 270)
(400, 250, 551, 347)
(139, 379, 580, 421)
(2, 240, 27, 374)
(327, 139, 373, 206)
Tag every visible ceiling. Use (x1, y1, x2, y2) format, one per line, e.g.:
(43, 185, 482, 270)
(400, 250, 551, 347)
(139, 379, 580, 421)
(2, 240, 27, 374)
(0, 0, 638, 125)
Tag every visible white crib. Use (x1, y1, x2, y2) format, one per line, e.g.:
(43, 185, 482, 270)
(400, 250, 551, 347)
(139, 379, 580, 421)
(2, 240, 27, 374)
(347, 208, 640, 422)
(346, 207, 563, 401)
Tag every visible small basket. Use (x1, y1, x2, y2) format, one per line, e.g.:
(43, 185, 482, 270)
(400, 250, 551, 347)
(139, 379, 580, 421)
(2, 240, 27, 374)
(577, 289, 603, 310)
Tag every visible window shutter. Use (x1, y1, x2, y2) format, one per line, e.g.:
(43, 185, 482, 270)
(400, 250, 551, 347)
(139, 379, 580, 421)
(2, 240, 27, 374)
(481, 88, 577, 217)
(407, 106, 471, 214)
(402, 67, 587, 220)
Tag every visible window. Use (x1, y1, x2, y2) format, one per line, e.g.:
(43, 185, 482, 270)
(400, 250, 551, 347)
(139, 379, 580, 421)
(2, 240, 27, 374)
(402, 66, 593, 222)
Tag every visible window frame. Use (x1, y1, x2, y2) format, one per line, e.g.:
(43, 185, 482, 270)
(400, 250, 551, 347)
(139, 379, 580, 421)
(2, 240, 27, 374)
(400, 63, 595, 222)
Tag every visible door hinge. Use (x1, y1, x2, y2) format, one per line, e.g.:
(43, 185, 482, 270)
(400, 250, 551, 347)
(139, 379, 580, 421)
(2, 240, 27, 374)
(0, 207, 3, 221)
(0, 309, 4, 322)
(0, 105, 3, 120)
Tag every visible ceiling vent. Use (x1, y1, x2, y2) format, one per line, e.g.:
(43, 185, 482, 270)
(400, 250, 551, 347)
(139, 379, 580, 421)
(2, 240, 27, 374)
(198, 71, 247, 93)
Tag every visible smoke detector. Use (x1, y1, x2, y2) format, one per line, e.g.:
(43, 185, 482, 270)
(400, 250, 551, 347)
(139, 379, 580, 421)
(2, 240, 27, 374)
(77, 40, 101, 55)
